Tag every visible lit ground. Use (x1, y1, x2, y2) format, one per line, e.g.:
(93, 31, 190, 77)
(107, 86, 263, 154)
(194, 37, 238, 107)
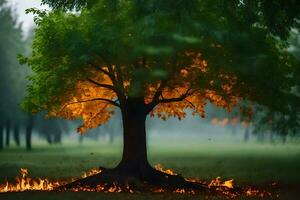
(0, 137, 300, 199)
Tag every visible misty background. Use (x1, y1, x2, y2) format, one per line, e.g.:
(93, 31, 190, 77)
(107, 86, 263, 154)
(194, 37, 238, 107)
(1, 0, 300, 152)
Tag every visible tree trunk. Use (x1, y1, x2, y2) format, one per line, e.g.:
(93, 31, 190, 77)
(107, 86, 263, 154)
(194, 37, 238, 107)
(53, 133, 62, 144)
(0, 124, 3, 150)
(46, 134, 53, 144)
(231, 125, 237, 135)
(13, 124, 20, 147)
(26, 117, 34, 151)
(79, 134, 84, 144)
(117, 98, 150, 172)
(62, 98, 207, 192)
(244, 126, 250, 142)
(5, 120, 11, 147)
(108, 132, 114, 144)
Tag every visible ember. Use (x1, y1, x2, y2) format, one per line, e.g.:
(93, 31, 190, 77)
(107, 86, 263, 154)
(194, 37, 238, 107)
(0, 166, 275, 199)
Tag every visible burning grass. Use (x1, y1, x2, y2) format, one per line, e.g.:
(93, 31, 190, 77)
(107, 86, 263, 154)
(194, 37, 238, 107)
(0, 165, 277, 199)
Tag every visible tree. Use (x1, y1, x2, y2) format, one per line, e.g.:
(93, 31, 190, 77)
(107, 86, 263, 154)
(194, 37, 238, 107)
(22, 0, 300, 190)
(35, 115, 68, 144)
(0, 0, 24, 150)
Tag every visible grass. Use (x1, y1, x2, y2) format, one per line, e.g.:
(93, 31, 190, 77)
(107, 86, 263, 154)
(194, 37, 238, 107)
(0, 138, 300, 199)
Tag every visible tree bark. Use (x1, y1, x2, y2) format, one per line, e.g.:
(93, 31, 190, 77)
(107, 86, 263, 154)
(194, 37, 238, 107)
(116, 98, 150, 172)
(13, 124, 20, 147)
(26, 116, 34, 151)
(0, 124, 3, 150)
(5, 120, 11, 147)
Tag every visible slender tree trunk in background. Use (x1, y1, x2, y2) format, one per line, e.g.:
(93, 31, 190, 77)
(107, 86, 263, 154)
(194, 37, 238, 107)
(5, 120, 11, 147)
(244, 126, 250, 142)
(269, 131, 275, 143)
(256, 132, 265, 143)
(13, 124, 20, 147)
(281, 135, 287, 144)
(0, 124, 3, 150)
(117, 98, 150, 172)
(108, 132, 114, 144)
(231, 125, 237, 135)
(79, 134, 84, 144)
(53, 133, 62, 144)
(26, 116, 34, 151)
(46, 134, 53, 144)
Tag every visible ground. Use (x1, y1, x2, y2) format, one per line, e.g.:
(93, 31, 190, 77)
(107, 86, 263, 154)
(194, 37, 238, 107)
(0, 137, 300, 199)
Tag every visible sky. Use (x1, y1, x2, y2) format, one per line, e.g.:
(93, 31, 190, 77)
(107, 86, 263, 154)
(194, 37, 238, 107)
(9, 0, 48, 35)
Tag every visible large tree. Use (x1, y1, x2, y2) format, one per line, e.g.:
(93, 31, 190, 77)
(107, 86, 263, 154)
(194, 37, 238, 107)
(22, 0, 300, 190)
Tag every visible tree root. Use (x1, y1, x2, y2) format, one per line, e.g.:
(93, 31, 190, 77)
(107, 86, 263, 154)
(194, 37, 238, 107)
(58, 165, 210, 193)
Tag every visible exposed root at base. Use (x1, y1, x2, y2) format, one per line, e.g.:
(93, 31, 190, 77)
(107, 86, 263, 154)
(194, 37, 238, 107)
(59, 166, 231, 195)
(1, 166, 277, 198)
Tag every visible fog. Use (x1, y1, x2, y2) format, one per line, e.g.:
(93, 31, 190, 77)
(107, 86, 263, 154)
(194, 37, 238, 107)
(9, 0, 47, 36)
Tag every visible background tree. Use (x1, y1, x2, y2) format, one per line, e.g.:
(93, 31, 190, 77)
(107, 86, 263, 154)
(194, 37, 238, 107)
(35, 115, 69, 144)
(0, 0, 24, 150)
(22, 0, 300, 190)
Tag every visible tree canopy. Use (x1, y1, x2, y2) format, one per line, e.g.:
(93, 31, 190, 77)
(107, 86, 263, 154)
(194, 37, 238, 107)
(23, 0, 300, 133)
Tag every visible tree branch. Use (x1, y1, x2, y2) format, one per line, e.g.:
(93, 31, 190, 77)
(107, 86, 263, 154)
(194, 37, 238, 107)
(108, 64, 127, 105)
(185, 98, 197, 110)
(146, 81, 167, 113)
(62, 98, 120, 109)
(88, 62, 114, 78)
(87, 78, 118, 93)
(88, 62, 126, 105)
(159, 88, 195, 103)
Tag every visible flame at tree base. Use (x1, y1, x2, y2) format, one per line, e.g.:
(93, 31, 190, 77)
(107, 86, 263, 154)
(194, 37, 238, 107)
(0, 165, 277, 198)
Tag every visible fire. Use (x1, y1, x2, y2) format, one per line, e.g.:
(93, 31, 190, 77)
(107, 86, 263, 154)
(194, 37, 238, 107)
(0, 167, 103, 193)
(81, 167, 102, 178)
(208, 176, 234, 189)
(0, 166, 275, 199)
(154, 164, 177, 175)
(0, 168, 66, 192)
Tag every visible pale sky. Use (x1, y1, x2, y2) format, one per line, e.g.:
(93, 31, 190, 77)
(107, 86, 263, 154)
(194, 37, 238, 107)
(9, 0, 49, 35)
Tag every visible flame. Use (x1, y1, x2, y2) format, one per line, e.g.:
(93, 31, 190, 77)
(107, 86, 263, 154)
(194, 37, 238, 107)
(0, 167, 103, 193)
(208, 176, 234, 189)
(107, 184, 122, 193)
(81, 168, 102, 178)
(0, 168, 66, 192)
(153, 188, 165, 193)
(0, 166, 275, 199)
(174, 188, 186, 194)
(154, 164, 177, 175)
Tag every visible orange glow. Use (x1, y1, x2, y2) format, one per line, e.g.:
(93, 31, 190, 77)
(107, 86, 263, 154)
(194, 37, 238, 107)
(0, 168, 66, 192)
(208, 177, 234, 189)
(154, 164, 177, 176)
(50, 51, 240, 133)
(0, 166, 274, 199)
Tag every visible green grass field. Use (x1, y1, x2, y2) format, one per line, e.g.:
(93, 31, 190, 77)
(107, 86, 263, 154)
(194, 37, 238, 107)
(0, 139, 300, 199)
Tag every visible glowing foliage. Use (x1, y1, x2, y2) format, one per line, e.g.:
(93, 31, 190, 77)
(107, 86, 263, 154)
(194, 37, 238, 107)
(50, 52, 239, 132)
(52, 68, 117, 133)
